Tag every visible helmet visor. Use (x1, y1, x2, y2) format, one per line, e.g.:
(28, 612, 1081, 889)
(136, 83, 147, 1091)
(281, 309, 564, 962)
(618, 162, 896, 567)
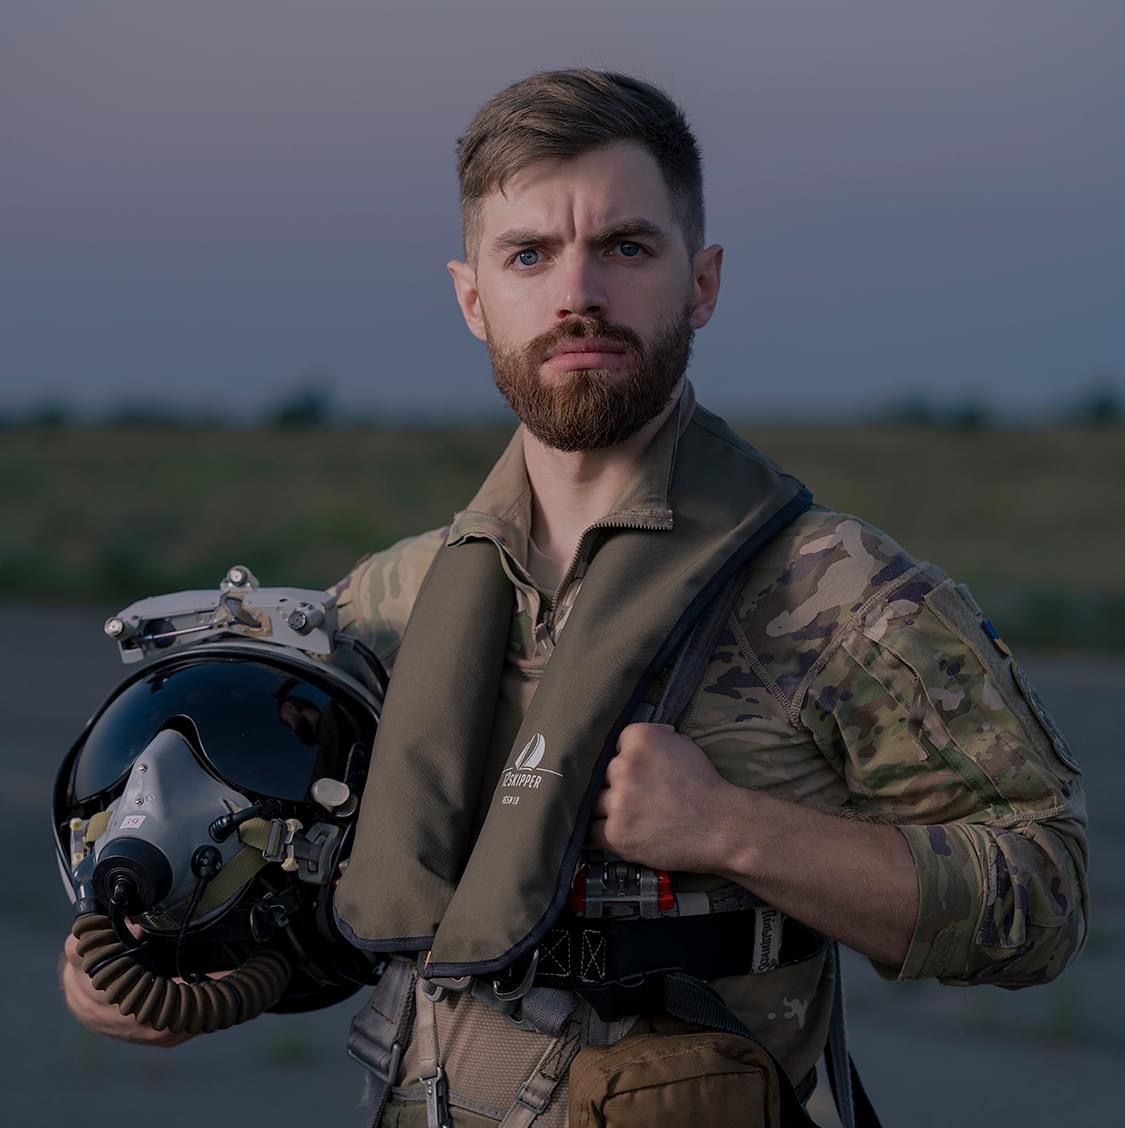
(66, 654, 374, 805)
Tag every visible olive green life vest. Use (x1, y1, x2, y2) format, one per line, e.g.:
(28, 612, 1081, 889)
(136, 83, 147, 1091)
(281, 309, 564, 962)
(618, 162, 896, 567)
(334, 403, 812, 978)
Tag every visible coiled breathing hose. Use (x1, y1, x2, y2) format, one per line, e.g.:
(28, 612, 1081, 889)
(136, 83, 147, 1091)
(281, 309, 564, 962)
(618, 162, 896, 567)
(72, 912, 291, 1034)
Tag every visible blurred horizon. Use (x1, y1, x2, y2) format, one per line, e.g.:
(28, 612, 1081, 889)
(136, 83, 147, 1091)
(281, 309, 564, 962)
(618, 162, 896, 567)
(3, 2, 1123, 420)
(4, 374, 1124, 428)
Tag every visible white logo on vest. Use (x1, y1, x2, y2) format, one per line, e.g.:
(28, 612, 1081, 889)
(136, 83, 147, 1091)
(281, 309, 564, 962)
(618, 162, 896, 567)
(514, 732, 546, 770)
(501, 733, 561, 805)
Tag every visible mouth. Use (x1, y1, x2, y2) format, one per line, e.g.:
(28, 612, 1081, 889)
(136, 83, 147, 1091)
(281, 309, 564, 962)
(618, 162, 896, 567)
(546, 337, 628, 359)
(543, 338, 631, 369)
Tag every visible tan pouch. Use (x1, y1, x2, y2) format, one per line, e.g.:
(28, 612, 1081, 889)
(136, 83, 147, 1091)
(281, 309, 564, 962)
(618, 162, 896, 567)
(568, 1027, 784, 1128)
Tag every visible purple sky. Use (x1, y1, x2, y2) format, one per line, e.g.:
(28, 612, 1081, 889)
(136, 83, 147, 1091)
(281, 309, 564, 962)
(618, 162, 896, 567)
(2, 1, 1123, 419)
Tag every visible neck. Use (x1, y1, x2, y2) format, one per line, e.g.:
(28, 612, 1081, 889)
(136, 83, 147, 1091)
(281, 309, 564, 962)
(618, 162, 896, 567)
(523, 380, 682, 564)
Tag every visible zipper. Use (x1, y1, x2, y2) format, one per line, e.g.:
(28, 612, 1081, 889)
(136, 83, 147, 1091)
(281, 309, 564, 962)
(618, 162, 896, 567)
(543, 515, 670, 636)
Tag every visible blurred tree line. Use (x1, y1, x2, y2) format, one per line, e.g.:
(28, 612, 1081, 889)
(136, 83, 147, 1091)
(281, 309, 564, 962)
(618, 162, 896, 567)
(2, 373, 1122, 651)
(3, 374, 1122, 430)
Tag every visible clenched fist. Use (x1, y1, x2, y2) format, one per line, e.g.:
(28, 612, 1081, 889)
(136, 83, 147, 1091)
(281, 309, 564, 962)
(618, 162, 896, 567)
(587, 723, 740, 874)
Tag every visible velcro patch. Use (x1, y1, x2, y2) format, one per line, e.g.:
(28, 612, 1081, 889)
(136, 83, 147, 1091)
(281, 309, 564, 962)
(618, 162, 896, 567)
(1012, 662, 1079, 770)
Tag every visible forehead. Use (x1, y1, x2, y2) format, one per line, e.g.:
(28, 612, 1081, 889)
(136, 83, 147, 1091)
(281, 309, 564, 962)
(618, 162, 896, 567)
(478, 141, 679, 237)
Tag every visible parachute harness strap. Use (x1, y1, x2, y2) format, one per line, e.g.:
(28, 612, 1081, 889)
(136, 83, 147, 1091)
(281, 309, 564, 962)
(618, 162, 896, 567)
(71, 912, 291, 1034)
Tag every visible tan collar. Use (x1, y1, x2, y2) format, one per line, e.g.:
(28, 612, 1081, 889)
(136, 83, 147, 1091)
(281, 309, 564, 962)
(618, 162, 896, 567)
(446, 382, 697, 555)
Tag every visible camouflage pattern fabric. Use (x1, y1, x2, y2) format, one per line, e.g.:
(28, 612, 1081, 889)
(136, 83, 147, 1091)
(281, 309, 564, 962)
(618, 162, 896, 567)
(332, 402, 1087, 1122)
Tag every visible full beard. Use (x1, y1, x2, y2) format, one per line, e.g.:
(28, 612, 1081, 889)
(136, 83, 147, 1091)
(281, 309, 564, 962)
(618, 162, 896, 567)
(487, 309, 695, 452)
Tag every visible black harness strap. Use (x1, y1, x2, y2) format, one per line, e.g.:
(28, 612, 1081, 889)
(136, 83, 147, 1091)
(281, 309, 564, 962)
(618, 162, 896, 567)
(634, 568, 882, 1128)
(637, 550, 747, 728)
(346, 957, 417, 1128)
(534, 909, 827, 1020)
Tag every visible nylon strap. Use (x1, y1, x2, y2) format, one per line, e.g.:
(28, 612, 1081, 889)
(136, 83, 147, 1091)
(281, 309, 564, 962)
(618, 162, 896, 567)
(824, 944, 882, 1128)
(193, 844, 269, 918)
(346, 957, 417, 1128)
(511, 985, 579, 1038)
(645, 561, 746, 727)
(190, 815, 277, 918)
(235, 815, 273, 852)
(414, 978, 452, 1128)
(498, 1014, 584, 1128)
(640, 571, 882, 1128)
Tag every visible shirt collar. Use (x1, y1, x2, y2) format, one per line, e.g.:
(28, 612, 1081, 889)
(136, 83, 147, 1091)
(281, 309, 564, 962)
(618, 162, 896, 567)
(446, 381, 695, 554)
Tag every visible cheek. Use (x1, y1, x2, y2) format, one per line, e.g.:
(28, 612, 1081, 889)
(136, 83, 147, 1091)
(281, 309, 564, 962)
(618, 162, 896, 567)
(611, 268, 689, 323)
(481, 282, 550, 344)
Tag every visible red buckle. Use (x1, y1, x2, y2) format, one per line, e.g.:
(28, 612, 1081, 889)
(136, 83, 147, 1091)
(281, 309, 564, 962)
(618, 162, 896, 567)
(568, 855, 675, 918)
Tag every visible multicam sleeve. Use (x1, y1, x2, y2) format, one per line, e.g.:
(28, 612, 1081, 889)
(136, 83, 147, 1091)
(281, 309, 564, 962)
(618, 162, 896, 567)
(329, 527, 447, 674)
(800, 573, 1089, 987)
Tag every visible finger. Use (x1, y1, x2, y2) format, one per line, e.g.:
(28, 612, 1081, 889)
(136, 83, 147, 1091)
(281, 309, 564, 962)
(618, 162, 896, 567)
(604, 751, 630, 783)
(586, 818, 609, 850)
(618, 721, 673, 746)
(61, 959, 100, 1020)
(64, 932, 82, 967)
(62, 958, 190, 1045)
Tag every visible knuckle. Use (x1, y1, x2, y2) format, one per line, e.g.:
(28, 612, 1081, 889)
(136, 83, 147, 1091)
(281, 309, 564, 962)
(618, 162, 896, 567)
(618, 723, 646, 750)
(612, 741, 640, 769)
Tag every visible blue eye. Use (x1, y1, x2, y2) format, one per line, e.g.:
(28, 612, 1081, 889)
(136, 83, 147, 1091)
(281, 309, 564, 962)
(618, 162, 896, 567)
(618, 242, 643, 258)
(516, 249, 540, 267)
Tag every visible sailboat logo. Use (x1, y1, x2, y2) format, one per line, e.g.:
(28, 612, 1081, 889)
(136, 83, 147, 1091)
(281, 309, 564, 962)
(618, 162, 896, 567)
(514, 733, 547, 770)
(502, 733, 562, 797)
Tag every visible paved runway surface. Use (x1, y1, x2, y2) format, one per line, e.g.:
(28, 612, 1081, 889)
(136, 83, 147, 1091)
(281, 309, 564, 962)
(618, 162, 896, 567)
(3, 605, 1121, 1126)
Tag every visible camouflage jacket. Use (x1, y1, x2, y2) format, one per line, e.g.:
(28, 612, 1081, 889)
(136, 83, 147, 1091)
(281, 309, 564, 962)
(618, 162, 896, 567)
(332, 386, 1088, 1113)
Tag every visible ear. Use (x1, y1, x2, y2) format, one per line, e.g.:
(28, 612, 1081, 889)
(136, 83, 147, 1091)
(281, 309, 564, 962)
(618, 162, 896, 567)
(688, 244, 723, 330)
(447, 259, 488, 342)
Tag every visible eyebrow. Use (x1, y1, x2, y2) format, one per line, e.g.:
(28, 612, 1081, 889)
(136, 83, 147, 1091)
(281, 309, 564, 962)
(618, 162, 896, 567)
(490, 217, 670, 257)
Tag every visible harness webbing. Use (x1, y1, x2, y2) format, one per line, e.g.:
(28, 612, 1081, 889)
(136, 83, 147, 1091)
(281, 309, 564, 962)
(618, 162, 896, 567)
(638, 567, 882, 1128)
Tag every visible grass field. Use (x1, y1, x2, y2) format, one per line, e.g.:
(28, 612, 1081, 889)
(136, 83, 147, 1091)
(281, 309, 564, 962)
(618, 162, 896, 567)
(4, 420, 1123, 648)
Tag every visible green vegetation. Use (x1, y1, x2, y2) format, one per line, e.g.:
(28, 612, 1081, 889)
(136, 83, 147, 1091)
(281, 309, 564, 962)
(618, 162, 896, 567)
(3, 421, 1122, 649)
(261, 1029, 320, 1068)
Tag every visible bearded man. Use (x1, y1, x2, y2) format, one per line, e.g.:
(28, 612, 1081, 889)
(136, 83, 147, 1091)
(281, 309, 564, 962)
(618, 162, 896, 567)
(62, 69, 1088, 1128)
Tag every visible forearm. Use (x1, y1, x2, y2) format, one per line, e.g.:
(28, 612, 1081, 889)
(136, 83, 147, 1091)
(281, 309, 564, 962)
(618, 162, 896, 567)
(708, 785, 919, 970)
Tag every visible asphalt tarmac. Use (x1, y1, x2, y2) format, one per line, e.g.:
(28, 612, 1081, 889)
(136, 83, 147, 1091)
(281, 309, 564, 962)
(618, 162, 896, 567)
(3, 605, 1121, 1126)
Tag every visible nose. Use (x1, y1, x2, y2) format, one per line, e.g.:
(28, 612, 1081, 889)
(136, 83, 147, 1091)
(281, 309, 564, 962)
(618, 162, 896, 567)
(555, 251, 607, 322)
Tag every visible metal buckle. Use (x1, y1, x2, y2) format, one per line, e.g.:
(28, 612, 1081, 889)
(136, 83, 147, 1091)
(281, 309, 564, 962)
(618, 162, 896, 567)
(416, 952, 471, 1003)
(581, 855, 662, 918)
(385, 1039, 403, 1085)
(419, 1064, 452, 1128)
(492, 948, 539, 1003)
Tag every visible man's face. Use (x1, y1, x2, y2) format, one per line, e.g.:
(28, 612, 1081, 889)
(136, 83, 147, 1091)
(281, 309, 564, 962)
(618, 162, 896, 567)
(448, 142, 722, 451)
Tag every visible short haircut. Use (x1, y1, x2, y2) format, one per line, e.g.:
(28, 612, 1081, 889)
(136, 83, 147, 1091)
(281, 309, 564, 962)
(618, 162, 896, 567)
(457, 69, 704, 262)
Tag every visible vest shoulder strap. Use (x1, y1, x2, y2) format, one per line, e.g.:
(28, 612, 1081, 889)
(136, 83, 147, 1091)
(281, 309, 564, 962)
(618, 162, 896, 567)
(637, 558, 746, 727)
(639, 568, 883, 1128)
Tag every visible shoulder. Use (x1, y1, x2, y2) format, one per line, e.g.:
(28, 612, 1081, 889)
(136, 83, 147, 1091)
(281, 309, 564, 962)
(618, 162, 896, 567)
(331, 527, 447, 666)
(732, 505, 941, 712)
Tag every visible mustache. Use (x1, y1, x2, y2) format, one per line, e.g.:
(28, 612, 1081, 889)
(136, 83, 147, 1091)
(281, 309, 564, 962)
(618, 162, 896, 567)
(527, 318, 644, 360)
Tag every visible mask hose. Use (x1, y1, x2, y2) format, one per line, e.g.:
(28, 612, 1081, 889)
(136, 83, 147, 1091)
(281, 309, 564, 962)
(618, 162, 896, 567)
(70, 911, 291, 1034)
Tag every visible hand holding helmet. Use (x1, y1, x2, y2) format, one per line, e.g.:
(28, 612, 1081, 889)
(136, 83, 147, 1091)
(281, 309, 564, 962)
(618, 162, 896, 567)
(60, 925, 193, 1046)
(55, 567, 386, 1039)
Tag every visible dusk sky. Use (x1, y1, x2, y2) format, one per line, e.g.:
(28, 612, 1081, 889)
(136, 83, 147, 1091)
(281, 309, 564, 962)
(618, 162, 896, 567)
(3, 2, 1123, 419)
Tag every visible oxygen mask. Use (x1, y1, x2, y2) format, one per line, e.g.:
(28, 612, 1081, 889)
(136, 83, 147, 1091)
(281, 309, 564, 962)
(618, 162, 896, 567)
(55, 567, 386, 1035)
